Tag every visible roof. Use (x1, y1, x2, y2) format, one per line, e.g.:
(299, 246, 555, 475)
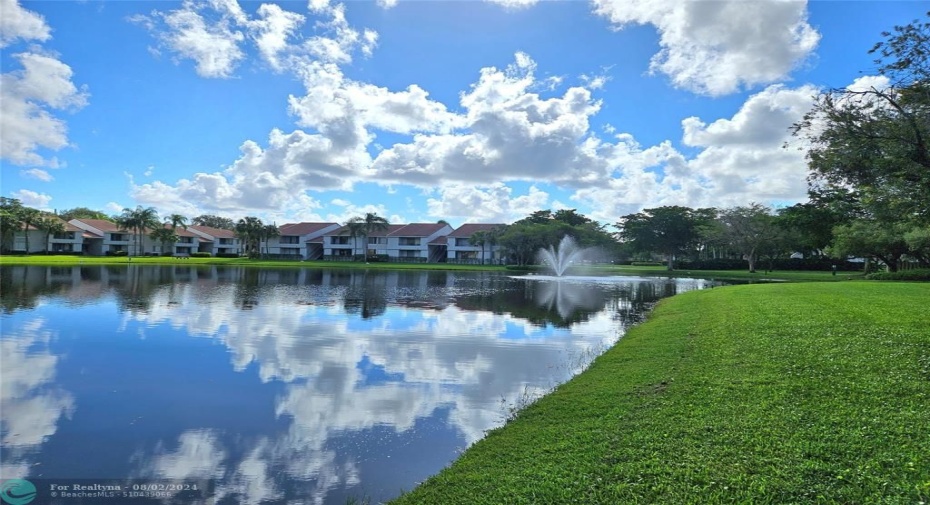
(161, 224, 200, 238)
(189, 225, 236, 239)
(278, 222, 339, 236)
(82, 231, 102, 239)
(449, 223, 507, 237)
(71, 218, 127, 233)
(327, 224, 405, 236)
(429, 236, 447, 245)
(389, 223, 449, 237)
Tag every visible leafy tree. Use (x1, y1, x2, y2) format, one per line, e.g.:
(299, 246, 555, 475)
(718, 204, 778, 273)
(0, 198, 25, 253)
(149, 228, 179, 255)
(553, 209, 594, 227)
(19, 207, 41, 253)
(345, 213, 390, 259)
(262, 223, 280, 258)
(830, 219, 911, 272)
(904, 226, 930, 265)
(34, 215, 66, 254)
(362, 212, 390, 243)
(791, 12, 930, 222)
(614, 206, 704, 270)
(116, 206, 159, 256)
(235, 217, 264, 258)
(192, 214, 235, 230)
(470, 230, 489, 264)
(345, 218, 366, 258)
(58, 207, 110, 221)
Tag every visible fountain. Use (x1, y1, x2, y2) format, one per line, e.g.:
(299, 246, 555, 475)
(537, 235, 586, 277)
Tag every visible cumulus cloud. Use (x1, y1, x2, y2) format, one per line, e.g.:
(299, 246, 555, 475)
(371, 53, 608, 187)
(0, 0, 50, 48)
(10, 189, 53, 209)
(0, 50, 88, 167)
(426, 183, 549, 222)
(592, 0, 820, 96)
(485, 0, 539, 9)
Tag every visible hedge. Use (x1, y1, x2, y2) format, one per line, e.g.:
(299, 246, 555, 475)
(866, 269, 930, 281)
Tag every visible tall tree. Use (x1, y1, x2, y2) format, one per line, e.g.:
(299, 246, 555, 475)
(192, 214, 235, 230)
(345, 218, 366, 258)
(118, 206, 159, 256)
(262, 223, 280, 258)
(718, 204, 778, 273)
(34, 215, 66, 254)
(19, 207, 41, 254)
(790, 12, 930, 222)
(362, 213, 390, 242)
(165, 214, 188, 231)
(235, 217, 264, 258)
(470, 230, 488, 264)
(614, 206, 704, 270)
(830, 219, 911, 272)
(149, 228, 179, 255)
(0, 198, 25, 253)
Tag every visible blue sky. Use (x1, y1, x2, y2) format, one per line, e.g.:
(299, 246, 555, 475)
(1, 0, 925, 228)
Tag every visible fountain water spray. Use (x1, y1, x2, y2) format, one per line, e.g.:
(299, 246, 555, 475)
(537, 235, 585, 277)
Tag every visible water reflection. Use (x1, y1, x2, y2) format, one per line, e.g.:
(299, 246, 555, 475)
(0, 266, 726, 504)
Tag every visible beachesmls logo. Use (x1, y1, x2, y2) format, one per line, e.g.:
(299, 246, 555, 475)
(0, 480, 36, 505)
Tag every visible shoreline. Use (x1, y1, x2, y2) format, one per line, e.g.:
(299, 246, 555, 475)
(0, 255, 864, 282)
(389, 281, 930, 504)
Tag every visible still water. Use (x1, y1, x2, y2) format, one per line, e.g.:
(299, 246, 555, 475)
(1, 265, 726, 504)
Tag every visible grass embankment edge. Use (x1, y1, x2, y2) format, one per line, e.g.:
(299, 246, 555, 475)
(0, 255, 866, 281)
(390, 282, 930, 504)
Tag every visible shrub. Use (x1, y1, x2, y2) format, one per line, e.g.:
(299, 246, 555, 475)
(105, 250, 128, 257)
(215, 253, 241, 258)
(191, 252, 212, 258)
(631, 261, 664, 267)
(866, 269, 930, 281)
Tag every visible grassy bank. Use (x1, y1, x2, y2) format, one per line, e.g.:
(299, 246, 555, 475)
(0, 255, 865, 281)
(0, 254, 507, 272)
(391, 282, 930, 504)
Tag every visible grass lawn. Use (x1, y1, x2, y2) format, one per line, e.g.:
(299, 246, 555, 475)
(0, 254, 508, 272)
(391, 282, 930, 504)
(0, 255, 866, 281)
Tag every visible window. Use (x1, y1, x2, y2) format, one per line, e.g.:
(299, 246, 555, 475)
(456, 251, 477, 259)
(398, 237, 420, 246)
(331, 236, 350, 245)
(368, 237, 386, 245)
(219, 238, 232, 245)
(53, 232, 74, 240)
(109, 233, 125, 241)
(399, 250, 419, 258)
(281, 236, 300, 244)
(456, 237, 472, 247)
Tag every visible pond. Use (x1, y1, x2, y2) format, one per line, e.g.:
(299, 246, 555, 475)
(0, 265, 729, 504)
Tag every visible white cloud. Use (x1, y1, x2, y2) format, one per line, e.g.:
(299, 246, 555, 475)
(591, 0, 820, 96)
(485, 0, 539, 9)
(426, 183, 549, 222)
(10, 189, 52, 209)
(376, 0, 398, 9)
(0, 0, 50, 48)
(371, 53, 609, 187)
(20, 168, 53, 181)
(248, 3, 304, 70)
(0, 51, 89, 167)
(138, 0, 247, 78)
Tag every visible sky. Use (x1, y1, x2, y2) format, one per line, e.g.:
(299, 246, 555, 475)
(1, 0, 925, 228)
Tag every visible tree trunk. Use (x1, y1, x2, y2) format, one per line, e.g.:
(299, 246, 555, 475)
(666, 251, 674, 271)
(747, 249, 757, 273)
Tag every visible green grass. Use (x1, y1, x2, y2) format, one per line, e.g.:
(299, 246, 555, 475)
(0, 254, 508, 272)
(0, 255, 866, 281)
(391, 282, 930, 504)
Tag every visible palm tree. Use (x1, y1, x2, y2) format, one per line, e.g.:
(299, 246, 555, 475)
(165, 213, 188, 231)
(35, 215, 65, 254)
(470, 230, 488, 264)
(235, 217, 264, 258)
(0, 197, 25, 253)
(361, 212, 390, 260)
(19, 207, 41, 254)
(345, 218, 366, 259)
(149, 227, 179, 255)
(119, 206, 159, 256)
(261, 223, 279, 258)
